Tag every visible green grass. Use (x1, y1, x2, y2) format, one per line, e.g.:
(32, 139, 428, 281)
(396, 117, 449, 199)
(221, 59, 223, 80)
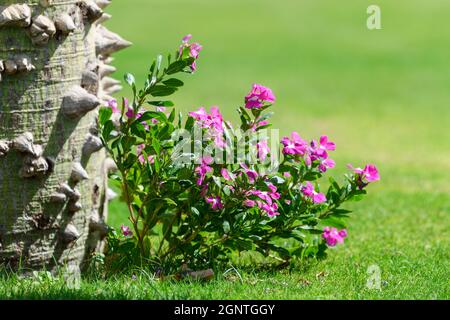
(1, 0, 449, 299)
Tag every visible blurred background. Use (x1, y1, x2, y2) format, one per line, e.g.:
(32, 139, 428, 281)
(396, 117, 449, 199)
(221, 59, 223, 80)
(105, 0, 449, 296)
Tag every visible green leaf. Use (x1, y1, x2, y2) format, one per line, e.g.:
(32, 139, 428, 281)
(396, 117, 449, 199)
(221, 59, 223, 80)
(163, 198, 178, 207)
(223, 185, 232, 196)
(349, 194, 365, 202)
(152, 138, 161, 154)
(99, 107, 112, 126)
(148, 85, 177, 97)
(320, 215, 347, 229)
(148, 100, 175, 107)
(120, 136, 136, 153)
(257, 111, 274, 122)
(122, 154, 138, 170)
(212, 176, 222, 188)
(185, 116, 195, 131)
(238, 107, 252, 122)
(124, 73, 135, 86)
(149, 60, 156, 74)
(138, 111, 167, 123)
(166, 60, 187, 75)
(223, 221, 231, 234)
(178, 179, 193, 188)
(111, 136, 122, 149)
(332, 209, 352, 215)
(270, 176, 285, 185)
(168, 109, 176, 122)
(191, 207, 200, 217)
(178, 111, 183, 128)
(101, 120, 115, 142)
(162, 78, 184, 87)
(130, 122, 147, 139)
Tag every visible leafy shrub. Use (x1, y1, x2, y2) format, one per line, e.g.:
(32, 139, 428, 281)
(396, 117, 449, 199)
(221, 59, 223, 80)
(99, 35, 379, 272)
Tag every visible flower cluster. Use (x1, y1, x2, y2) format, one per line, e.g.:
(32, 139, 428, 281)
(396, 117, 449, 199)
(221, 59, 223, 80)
(195, 156, 213, 186)
(301, 181, 326, 204)
(322, 227, 347, 246)
(180, 34, 202, 71)
(348, 163, 380, 189)
(187, 83, 380, 248)
(120, 224, 133, 237)
(189, 106, 225, 148)
(137, 144, 154, 165)
(245, 83, 276, 109)
(244, 183, 281, 217)
(206, 196, 223, 211)
(282, 133, 336, 173)
(99, 36, 380, 269)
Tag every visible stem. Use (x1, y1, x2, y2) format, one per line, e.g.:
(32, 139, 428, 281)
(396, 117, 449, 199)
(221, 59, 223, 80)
(156, 214, 177, 256)
(121, 170, 146, 256)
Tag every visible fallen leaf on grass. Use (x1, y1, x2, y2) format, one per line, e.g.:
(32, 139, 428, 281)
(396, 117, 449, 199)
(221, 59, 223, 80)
(175, 268, 215, 281)
(315, 271, 328, 280)
(298, 278, 312, 286)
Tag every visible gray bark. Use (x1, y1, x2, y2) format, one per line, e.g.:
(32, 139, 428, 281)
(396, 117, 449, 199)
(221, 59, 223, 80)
(0, 0, 129, 272)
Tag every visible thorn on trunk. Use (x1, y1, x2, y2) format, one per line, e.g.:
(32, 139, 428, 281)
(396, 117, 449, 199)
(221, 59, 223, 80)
(95, 25, 132, 56)
(0, 4, 32, 28)
(62, 86, 100, 119)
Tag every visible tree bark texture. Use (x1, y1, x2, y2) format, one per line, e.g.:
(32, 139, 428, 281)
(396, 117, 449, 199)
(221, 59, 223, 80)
(0, 0, 129, 272)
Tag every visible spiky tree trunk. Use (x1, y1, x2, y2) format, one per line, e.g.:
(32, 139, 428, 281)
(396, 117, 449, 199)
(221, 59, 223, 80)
(0, 0, 130, 272)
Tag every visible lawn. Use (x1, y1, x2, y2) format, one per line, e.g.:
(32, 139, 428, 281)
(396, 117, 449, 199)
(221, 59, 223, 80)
(1, 0, 449, 299)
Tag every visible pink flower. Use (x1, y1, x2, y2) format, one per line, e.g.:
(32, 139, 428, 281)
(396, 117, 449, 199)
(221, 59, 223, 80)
(139, 155, 154, 165)
(137, 144, 155, 165)
(322, 227, 347, 247)
(240, 163, 259, 184)
(221, 168, 235, 181)
(244, 84, 276, 109)
(348, 164, 380, 183)
(179, 35, 202, 72)
(125, 108, 138, 119)
(281, 132, 308, 156)
(263, 202, 280, 217)
(210, 107, 224, 133)
(206, 196, 223, 211)
(195, 156, 213, 186)
(107, 99, 120, 114)
(120, 225, 133, 237)
(243, 199, 256, 207)
(245, 184, 281, 217)
(189, 106, 223, 132)
(257, 140, 270, 161)
(182, 34, 192, 43)
(313, 192, 327, 204)
(190, 43, 202, 60)
(319, 135, 336, 151)
(125, 99, 142, 120)
(189, 107, 208, 121)
(301, 182, 327, 204)
(189, 106, 225, 148)
(318, 158, 335, 173)
(267, 183, 280, 200)
(310, 135, 336, 159)
(250, 190, 273, 205)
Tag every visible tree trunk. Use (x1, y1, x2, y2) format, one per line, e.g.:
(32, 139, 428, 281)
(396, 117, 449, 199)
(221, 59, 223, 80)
(0, 0, 130, 273)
